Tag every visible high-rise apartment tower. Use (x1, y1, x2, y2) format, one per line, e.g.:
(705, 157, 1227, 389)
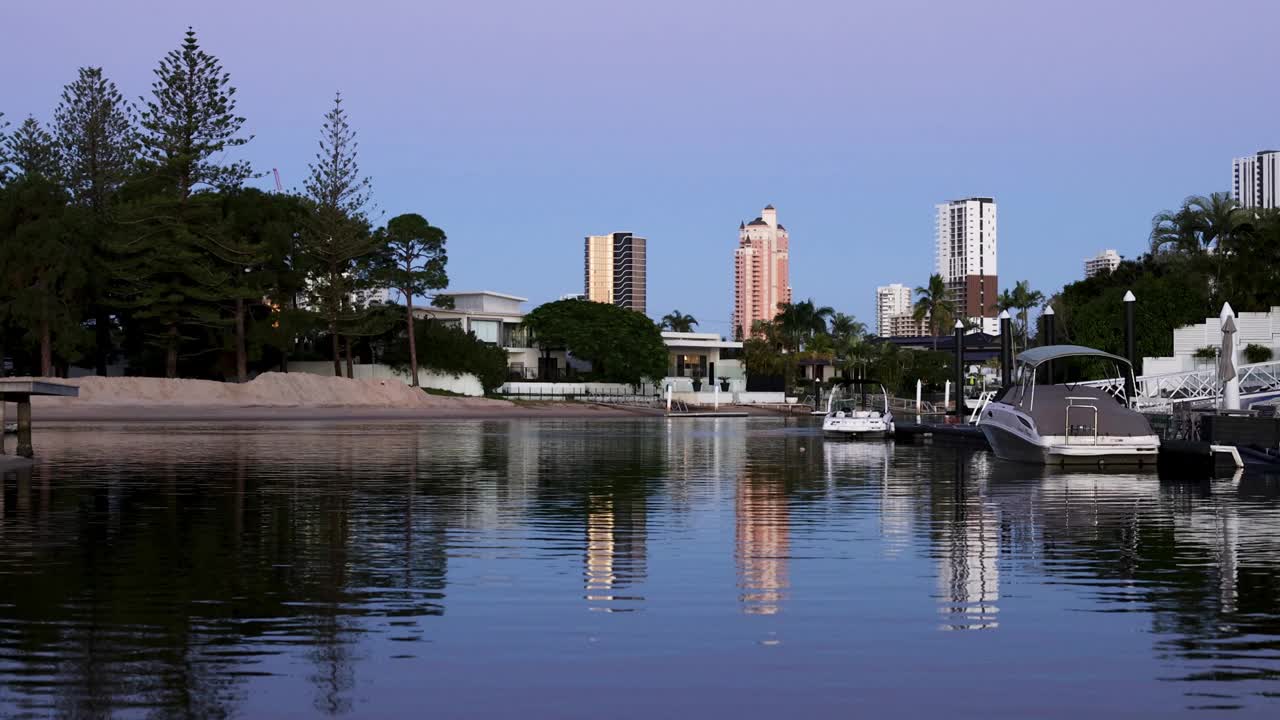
(584, 232, 647, 313)
(875, 284, 912, 337)
(935, 197, 998, 334)
(733, 205, 791, 340)
(1233, 150, 1279, 210)
(1083, 249, 1122, 279)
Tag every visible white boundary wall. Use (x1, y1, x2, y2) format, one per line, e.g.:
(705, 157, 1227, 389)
(286, 362, 485, 397)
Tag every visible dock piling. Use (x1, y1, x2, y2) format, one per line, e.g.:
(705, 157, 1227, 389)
(999, 310, 1012, 389)
(1123, 291, 1137, 400)
(15, 400, 32, 459)
(953, 320, 965, 420)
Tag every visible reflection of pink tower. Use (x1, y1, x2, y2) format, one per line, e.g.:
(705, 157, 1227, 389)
(732, 205, 791, 340)
(736, 475, 789, 615)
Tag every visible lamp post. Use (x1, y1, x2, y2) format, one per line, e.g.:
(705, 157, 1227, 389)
(953, 320, 965, 421)
(1042, 305, 1056, 384)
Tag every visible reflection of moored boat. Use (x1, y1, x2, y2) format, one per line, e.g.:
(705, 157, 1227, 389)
(823, 380, 894, 439)
(3, 421, 14, 435)
(979, 345, 1159, 466)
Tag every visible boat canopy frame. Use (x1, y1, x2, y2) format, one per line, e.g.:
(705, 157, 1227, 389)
(1011, 345, 1136, 411)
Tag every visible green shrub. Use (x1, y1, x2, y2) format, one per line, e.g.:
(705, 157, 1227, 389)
(383, 319, 509, 393)
(1244, 343, 1274, 364)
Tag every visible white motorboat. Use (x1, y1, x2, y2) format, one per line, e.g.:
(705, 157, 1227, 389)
(978, 345, 1159, 466)
(822, 380, 895, 439)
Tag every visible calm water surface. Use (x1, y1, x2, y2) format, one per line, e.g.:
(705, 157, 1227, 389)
(2, 419, 1279, 718)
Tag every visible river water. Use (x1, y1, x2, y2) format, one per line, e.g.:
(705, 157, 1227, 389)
(1, 418, 1279, 718)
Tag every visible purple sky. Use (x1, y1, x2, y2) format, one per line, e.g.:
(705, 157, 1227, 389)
(5, 0, 1278, 334)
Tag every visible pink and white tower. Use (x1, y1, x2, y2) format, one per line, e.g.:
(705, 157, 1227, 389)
(732, 205, 792, 340)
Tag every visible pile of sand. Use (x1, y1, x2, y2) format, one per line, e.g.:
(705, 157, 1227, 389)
(21, 373, 509, 409)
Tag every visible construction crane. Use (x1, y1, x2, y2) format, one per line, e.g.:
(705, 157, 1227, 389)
(272, 168, 283, 193)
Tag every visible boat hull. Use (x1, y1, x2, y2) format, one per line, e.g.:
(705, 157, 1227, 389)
(980, 403, 1159, 467)
(823, 415, 893, 439)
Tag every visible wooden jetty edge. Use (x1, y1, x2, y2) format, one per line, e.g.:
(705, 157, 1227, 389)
(1, 381, 79, 459)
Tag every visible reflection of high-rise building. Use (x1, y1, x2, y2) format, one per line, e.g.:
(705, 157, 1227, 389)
(584, 232, 647, 313)
(733, 205, 791, 340)
(584, 495, 648, 612)
(937, 472, 1000, 631)
(935, 197, 998, 335)
(736, 473, 789, 615)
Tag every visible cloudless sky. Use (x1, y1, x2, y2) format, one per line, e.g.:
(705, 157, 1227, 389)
(4, 0, 1278, 335)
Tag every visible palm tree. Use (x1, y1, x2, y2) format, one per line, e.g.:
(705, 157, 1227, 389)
(1010, 280, 1043, 351)
(660, 310, 698, 332)
(829, 312, 866, 344)
(775, 299, 834, 352)
(912, 274, 954, 349)
(1149, 205, 1201, 255)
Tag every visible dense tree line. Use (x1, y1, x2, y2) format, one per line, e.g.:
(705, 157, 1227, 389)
(1052, 193, 1280, 371)
(0, 29, 451, 383)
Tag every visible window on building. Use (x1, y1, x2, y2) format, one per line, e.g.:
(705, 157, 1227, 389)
(469, 319, 500, 344)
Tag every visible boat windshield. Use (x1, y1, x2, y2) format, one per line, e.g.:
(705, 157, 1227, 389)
(826, 385, 889, 415)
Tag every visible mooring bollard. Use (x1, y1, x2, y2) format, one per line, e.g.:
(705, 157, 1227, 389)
(1123, 291, 1136, 401)
(999, 310, 1012, 389)
(1043, 305, 1056, 384)
(953, 320, 965, 420)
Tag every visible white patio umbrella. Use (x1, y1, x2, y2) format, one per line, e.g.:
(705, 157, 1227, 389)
(1220, 303, 1240, 410)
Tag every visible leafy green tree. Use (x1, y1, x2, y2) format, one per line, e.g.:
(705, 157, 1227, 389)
(217, 188, 311, 381)
(380, 315, 508, 393)
(300, 92, 381, 377)
(659, 310, 697, 332)
(374, 213, 447, 387)
(124, 27, 252, 377)
(54, 66, 138, 374)
(522, 299, 666, 387)
(912, 273, 954, 348)
(1056, 254, 1211, 374)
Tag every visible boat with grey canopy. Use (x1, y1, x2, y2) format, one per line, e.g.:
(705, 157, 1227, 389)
(978, 345, 1159, 466)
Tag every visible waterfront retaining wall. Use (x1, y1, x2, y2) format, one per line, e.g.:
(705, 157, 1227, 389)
(286, 362, 485, 397)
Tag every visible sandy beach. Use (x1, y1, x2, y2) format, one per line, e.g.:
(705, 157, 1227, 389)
(0, 373, 689, 423)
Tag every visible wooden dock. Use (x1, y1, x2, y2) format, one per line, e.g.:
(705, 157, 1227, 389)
(1, 381, 79, 458)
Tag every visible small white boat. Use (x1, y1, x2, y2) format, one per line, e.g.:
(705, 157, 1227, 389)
(979, 345, 1159, 466)
(823, 381, 895, 439)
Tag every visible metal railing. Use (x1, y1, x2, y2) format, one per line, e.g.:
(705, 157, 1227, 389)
(1079, 358, 1280, 411)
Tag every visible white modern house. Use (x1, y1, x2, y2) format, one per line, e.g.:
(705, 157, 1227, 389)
(1143, 307, 1280, 375)
(414, 291, 556, 380)
(662, 331, 746, 391)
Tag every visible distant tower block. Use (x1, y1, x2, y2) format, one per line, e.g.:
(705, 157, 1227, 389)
(733, 205, 791, 339)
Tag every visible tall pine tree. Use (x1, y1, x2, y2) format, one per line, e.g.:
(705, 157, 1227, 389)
(124, 27, 252, 377)
(54, 66, 138, 374)
(301, 92, 381, 377)
(0, 118, 85, 375)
